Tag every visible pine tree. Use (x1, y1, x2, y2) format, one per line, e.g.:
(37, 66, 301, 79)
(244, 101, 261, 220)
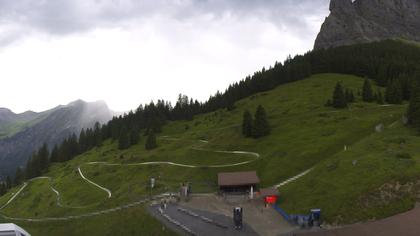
(325, 99, 332, 107)
(38, 143, 49, 173)
(130, 128, 140, 145)
(30, 151, 41, 178)
(0, 183, 5, 196)
(407, 82, 420, 131)
(79, 128, 87, 152)
(50, 145, 59, 163)
(6, 176, 11, 190)
(252, 105, 270, 138)
(362, 79, 374, 102)
(386, 80, 403, 104)
(332, 82, 347, 108)
(118, 126, 130, 150)
(145, 131, 157, 150)
(376, 90, 384, 105)
(25, 158, 34, 180)
(242, 110, 253, 137)
(14, 167, 23, 186)
(93, 122, 103, 147)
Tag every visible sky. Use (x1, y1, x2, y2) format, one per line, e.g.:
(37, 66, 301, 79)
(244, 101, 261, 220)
(0, 0, 329, 113)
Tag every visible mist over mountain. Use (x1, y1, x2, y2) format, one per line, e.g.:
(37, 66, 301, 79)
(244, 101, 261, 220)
(314, 0, 420, 49)
(0, 100, 114, 178)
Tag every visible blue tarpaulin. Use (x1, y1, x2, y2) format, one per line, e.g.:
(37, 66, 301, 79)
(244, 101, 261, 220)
(272, 204, 290, 221)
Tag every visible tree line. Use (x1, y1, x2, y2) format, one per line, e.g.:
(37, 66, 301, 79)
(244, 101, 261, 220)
(327, 75, 414, 110)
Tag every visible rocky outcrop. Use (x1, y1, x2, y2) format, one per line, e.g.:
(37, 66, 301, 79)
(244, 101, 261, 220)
(314, 0, 420, 50)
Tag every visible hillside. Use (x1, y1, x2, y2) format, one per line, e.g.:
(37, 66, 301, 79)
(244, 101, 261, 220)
(0, 73, 410, 235)
(0, 100, 114, 179)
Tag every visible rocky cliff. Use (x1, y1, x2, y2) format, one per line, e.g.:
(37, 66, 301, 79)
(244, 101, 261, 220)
(314, 0, 420, 50)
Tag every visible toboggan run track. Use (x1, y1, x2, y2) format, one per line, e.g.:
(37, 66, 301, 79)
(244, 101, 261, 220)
(0, 137, 312, 222)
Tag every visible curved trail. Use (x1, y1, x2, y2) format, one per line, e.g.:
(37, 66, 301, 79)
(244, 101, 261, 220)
(78, 166, 112, 198)
(0, 193, 174, 222)
(0, 136, 308, 222)
(273, 168, 313, 188)
(0, 183, 27, 211)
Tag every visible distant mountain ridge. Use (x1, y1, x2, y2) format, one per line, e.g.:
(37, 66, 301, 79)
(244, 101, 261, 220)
(0, 108, 49, 139)
(0, 100, 114, 178)
(314, 0, 420, 49)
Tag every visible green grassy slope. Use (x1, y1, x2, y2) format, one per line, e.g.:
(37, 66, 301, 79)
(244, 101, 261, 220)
(281, 121, 420, 224)
(0, 73, 411, 235)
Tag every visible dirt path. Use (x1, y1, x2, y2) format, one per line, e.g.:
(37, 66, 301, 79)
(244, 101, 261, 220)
(77, 166, 112, 198)
(273, 168, 313, 188)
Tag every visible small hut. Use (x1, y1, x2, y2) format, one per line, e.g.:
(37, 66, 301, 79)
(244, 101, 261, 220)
(218, 171, 260, 194)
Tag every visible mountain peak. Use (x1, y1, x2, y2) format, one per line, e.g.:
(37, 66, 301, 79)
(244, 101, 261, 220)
(0, 108, 14, 114)
(67, 99, 87, 106)
(329, 0, 352, 11)
(315, 0, 420, 49)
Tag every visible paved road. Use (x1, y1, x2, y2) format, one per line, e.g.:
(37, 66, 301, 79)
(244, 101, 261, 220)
(149, 203, 259, 236)
(180, 194, 297, 236)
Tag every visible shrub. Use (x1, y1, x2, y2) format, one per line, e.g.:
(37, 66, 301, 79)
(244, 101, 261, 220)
(396, 152, 412, 159)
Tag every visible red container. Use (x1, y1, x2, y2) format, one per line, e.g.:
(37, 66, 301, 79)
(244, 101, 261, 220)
(265, 195, 278, 204)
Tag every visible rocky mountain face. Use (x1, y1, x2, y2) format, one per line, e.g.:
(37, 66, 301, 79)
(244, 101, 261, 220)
(314, 0, 420, 50)
(0, 100, 114, 178)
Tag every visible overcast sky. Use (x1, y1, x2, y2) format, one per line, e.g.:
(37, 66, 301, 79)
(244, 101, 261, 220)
(0, 0, 329, 113)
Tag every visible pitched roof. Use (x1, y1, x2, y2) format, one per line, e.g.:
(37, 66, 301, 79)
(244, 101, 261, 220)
(218, 171, 260, 186)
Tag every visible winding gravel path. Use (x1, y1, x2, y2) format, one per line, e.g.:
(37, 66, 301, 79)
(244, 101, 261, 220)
(77, 166, 112, 198)
(273, 168, 313, 189)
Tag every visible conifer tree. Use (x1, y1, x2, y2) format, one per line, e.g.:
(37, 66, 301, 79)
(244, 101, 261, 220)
(242, 110, 253, 137)
(50, 145, 59, 163)
(407, 82, 420, 131)
(332, 82, 347, 108)
(25, 158, 34, 180)
(6, 176, 11, 190)
(325, 99, 332, 107)
(252, 105, 270, 138)
(93, 122, 103, 147)
(376, 90, 384, 105)
(0, 183, 5, 196)
(145, 131, 157, 150)
(362, 79, 374, 102)
(118, 126, 130, 150)
(79, 128, 87, 152)
(38, 143, 49, 173)
(386, 80, 403, 104)
(14, 167, 23, 186)
(130, 128, 140, 145)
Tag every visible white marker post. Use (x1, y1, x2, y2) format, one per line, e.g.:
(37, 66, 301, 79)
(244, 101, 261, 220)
(250, 186, 254, 199)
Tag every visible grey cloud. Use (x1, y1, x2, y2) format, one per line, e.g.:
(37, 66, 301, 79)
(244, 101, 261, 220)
(0, 0, 329, 45)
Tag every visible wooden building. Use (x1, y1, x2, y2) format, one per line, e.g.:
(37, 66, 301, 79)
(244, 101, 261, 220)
(218, 171, 260, 194)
